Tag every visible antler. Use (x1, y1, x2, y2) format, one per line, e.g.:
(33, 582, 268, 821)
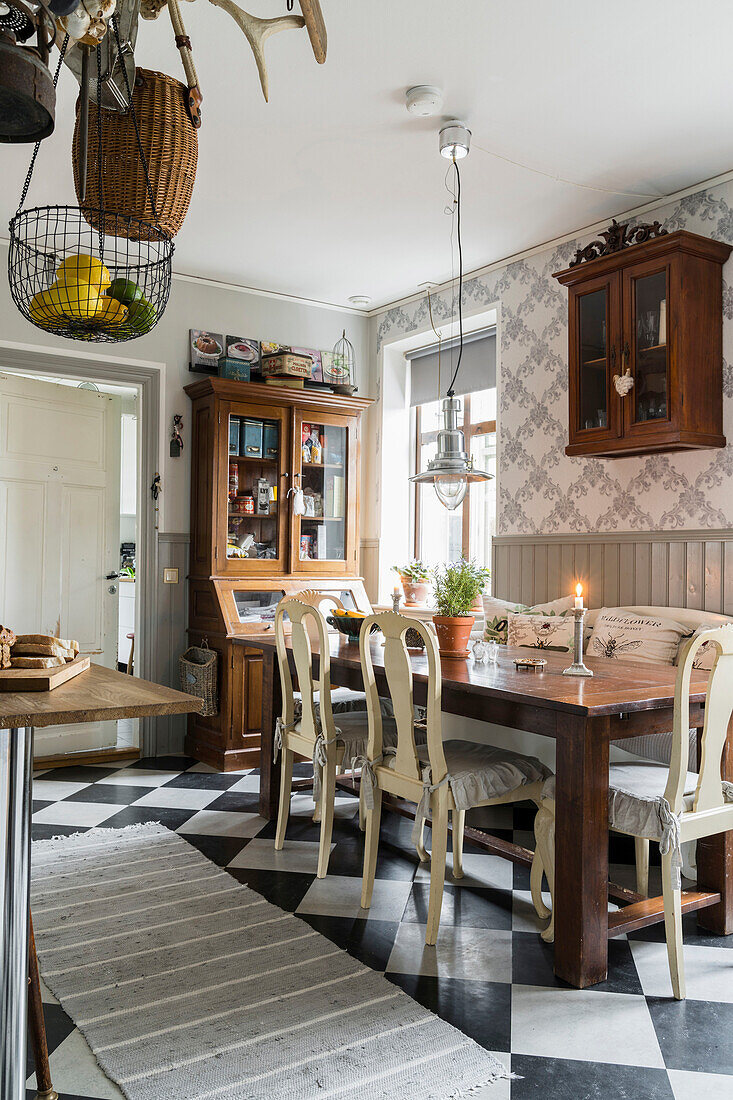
(207, 1, 305, 101)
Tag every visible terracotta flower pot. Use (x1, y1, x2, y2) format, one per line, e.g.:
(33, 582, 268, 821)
(432, 615, 475, 658)
(400, 577, 430, 606)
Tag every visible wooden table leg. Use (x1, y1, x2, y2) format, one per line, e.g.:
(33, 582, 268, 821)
(553, 715, 610, 988)
(258, 648, 282, 821)
(697, 713, 733, 934)
(28, 913, 58, 1100)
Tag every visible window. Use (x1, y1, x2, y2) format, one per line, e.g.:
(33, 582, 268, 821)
(413, 388, 496, 569)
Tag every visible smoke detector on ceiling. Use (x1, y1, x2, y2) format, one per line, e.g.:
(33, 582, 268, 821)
(405, 85, 444, 117)
(348, 295, 372, 308)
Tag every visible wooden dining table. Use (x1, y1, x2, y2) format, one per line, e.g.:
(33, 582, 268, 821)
(239, 632, 732, 990)
(0, 664, 202, 1100)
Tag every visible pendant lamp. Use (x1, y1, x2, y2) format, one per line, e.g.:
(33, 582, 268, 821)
(410, 141, 492, 511)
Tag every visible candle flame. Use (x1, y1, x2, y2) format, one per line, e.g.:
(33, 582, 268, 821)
(575, 583, 583, 597)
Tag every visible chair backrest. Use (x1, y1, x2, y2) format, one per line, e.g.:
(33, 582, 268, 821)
(667, 624, 733, 813)
(359, 611, 447, 784)
(275, 597, 334, 740)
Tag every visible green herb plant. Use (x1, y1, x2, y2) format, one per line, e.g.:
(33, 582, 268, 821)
(433, 558, 486, 618)
(392, 559, 431, 582)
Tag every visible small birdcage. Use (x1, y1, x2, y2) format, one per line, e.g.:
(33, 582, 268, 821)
(329, 329, 357, 394)
(7, 19, 173, 345)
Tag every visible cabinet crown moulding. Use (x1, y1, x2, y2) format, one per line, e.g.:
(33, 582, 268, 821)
(568, 218, 668, 268)
(553, 229, 732, 285)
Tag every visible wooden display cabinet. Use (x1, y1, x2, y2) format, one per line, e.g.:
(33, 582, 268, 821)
(184, 377, 372, 770)
(554, 229, 731, 457)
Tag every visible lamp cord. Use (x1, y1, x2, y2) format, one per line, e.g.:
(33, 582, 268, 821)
(446, 157, 463, 398)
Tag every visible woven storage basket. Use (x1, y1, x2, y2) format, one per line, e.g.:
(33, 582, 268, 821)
(179, 645, 218, 717)
(72, 68, 198, 240)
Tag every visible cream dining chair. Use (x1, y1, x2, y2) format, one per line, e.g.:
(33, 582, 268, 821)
(274, 597, 400, 878)
(293, 589, 376, 717)
(358, 611, 551, 946)
(531, 624, 733, 998)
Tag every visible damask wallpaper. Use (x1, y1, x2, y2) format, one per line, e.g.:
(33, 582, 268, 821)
(374, 180, 733, 536)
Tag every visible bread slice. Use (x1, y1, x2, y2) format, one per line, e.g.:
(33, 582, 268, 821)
(0, 626, 16, 647)
(0, 643, 10, 670)
(12, 642, 74, 660)
(14, 634, 79, 654)
(10, 656, 65, 669)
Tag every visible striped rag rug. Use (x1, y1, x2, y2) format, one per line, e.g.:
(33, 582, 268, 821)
(31, 823, 508, 1099)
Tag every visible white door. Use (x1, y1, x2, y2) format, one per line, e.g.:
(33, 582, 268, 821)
(0, 374, 122, 753)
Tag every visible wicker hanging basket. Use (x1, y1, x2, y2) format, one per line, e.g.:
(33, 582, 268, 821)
(179, 644, 218, 717)
(72, 68, 198, 240)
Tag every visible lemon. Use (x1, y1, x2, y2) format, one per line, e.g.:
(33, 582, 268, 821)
(29, 290, 64, 326)
(47, 280, 102, 319)
(94, 298, 129, 326)
(56, 254, 111, 294)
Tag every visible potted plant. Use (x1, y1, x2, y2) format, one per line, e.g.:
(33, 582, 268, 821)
(432, 558, 485, 658)
(392, 559, 432, 606)
(465, 560, 491, 612)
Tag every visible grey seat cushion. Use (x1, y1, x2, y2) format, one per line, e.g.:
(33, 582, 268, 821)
(414, 740, 550, 811)
(294, 687, 394, 717)
(542, 762, 699, 842)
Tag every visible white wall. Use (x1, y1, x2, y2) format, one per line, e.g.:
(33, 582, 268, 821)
(0, 240, 370, 535)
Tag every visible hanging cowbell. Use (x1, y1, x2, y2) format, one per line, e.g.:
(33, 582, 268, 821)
(0, 5, 55, 143)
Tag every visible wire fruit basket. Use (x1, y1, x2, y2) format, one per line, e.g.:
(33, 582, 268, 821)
(8, 205, 172, 342)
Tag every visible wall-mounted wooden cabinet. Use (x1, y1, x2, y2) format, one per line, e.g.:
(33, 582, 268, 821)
(184, 377, 372, 770)
(554, 230, 731, 457)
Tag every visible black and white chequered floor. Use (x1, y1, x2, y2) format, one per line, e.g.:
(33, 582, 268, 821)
(28, 755, 733, 1099)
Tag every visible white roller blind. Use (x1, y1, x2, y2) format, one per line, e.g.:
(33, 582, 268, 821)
(408, 329, 496, 407)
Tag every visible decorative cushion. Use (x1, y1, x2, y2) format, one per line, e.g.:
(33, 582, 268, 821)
(483, 594, 575, 644)
(681, 629, 718, 671)
(294, 687, 394, 717)
(586, 608, 688, 666)
(415, 740, 551, 810)
(507, 613, 574, 652)
(615, 730, 697, 772)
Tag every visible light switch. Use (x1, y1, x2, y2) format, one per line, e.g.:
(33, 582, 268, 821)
(163, 567, 179, 584)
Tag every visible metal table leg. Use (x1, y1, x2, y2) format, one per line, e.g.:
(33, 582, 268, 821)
(1, 726, 33, 1100)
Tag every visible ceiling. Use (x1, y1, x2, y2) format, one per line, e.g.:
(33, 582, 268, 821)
(4, 1, 733, 310)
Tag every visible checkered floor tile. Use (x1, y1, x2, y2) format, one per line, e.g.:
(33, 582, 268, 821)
(27, 755, 733, 1099)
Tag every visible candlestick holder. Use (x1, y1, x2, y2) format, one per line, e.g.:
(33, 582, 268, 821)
(562, 607, 593, 677)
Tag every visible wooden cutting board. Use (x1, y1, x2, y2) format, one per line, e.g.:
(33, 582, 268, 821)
(0, 654, 91, 692)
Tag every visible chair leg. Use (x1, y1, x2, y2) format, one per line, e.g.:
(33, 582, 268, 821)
(452, 809, 465, 879)
(530, 834, 551, 921)
(426, 788, 449, 946)
(360, 788, 383, 909)
(274, 747, 294, 852)
(415, 817, 430, 863)
(533, 799, 555, 943)
(28, 912, 58, 1100)
(317, 750, 338, 879)
(635, 836, 650, 898)
(661, 850, 686, 1000)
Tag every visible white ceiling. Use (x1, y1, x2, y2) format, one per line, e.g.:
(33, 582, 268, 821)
(4, 0, 733, 310)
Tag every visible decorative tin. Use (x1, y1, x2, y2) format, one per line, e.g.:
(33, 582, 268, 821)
(263, 422, 279, 461)
(228, 463, 238, 501)
(219, 357, 251, 383)
(261, 352, 312, 380)
(241, 418, 263, 458)
(242, 494, 255, 515)
(229, 416, 240, 455)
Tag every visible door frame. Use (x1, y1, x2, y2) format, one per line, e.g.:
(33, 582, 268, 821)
(0, 338, 163, 757)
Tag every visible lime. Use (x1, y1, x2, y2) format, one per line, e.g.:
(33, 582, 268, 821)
(107, 278, 144, 305)
(56, 254, 111, 294)
(126, 297, 156, 334)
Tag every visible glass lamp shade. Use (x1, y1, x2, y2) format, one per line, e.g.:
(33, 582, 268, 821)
(433, 473, 468, 510)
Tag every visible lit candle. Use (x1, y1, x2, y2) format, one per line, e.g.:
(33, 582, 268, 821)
(574, 583, 583, 610)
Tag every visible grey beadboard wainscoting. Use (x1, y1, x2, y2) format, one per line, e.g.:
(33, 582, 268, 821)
(492, 530, 733, 614)
(153, 532, 190, 754)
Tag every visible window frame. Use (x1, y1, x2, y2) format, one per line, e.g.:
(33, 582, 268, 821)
(413, 393, 497, 560)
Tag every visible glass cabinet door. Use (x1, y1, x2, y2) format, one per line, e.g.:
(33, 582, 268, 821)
(624, 265, 670, 430)
(291, 412, 357, 574)
(569, 273, 620, 445)
(220, 403, 288, 574)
